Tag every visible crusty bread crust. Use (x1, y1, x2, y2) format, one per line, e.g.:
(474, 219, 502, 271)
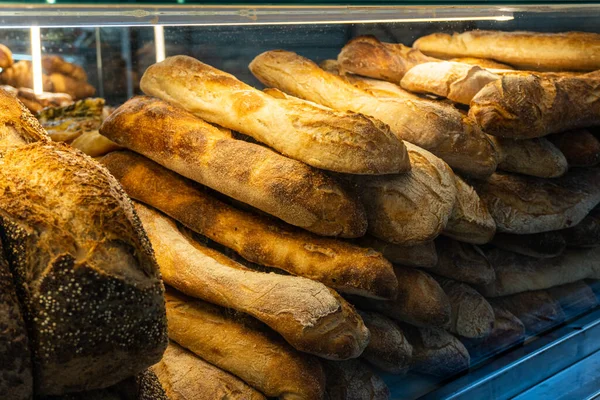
(414, 30, 600, 72)
(0, 87, 49, 151)
(355, 235, 437, 268)
(450, 57, 513, 69)
(548, 129, 600, 168)
(100, 96, 367, 238)
(431, 237, 495, 286)
(101, 151, 396, 299)
(250, 50, 498, 179)
(140, 55, 408, 175)
(322, 359, 390, 400)
(491, 231, 566, 259)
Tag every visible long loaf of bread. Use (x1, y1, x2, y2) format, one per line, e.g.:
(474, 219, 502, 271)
(101, 151, 397, 300)
(250, 50, 498, 178)
(414, 30, 600, 72)
(470, 74, 600, 139)
(478, 247, 600, 297)
(431, 237, 495, 286)
(476, 169, 600, 234)
(355, 236, 438, 268)
(351, 142, 457, 245)
(491, 231, 567, 258)
(322, 360, 390, 400)
(165, 289, 326, 400)
(136, 202, 370, 360)
(561, 210, 600, 248)
(547, 281, 598, 319)
(548, 129, 600, 168)
(139, 55, 408, 175)
(152, 342, 267, 400)
(99, 96, 367, 238)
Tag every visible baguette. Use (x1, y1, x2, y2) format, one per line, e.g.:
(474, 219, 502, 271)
(431, 237, 495, 286)
(491, 231, 567, 258)
(450, 57, 513, 69)
(353, 266, 451, 329)
(337, 35, 436, 81)
(355, 236, 437, 268)
(400, 61, 499, 105)
(139, 55, 408, 175)
(547, 281, 598, 319)
(444, 174, 496, 245)
(136, 202, 370, 360)
(476, 169, 600, 234)
(489, 136, 568, 178)
(322, 360, 390, 400)
(100, 151, 396, 299)
(250, 50, 498, 178)
(0, 237, 32, 400)
(469, 74, 600, 139)
(358, 311, 413, 374)
(351, 142, 457, 245)
(478, 247, 600, 297)
(461, 304, 525, 361)
(489, 291, 565, 335)
(100, 96, 367, 238)
(402, 325, 470, 377)
(0, 142, 167, 395)
(413, 30, 600, 72)
(560, 211, 600, 248)
(548, 129, 600, 167)
(435, 277, 495, 339)
(165, 289, 326, 400)
(152, 342, 266, 400)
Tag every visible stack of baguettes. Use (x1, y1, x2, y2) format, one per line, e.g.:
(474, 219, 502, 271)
(95, 29, 600, 399)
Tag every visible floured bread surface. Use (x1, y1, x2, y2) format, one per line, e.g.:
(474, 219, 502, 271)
(0, 142, 167, 395)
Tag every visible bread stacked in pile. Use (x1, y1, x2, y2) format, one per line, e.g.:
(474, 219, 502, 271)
(89, 30, 600, 399)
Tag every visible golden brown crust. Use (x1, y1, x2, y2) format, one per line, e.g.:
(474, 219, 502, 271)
(489, 136, 568, 178)
(250, 50, 498, 179)
(450, 57, 513, 69)
(100, 151, 395, 299)
(476, 170, 600, 234)
(431, 237, 495, 286)
(48, 73, 95, 100)
(352, 143, 457, 245)
(355, 236, 437, 268)
(491, 231, 566, 258)
(0, 61, 53, 92)
(100, 96, 367, 238)
(0, 44, 13, 69)
(337, 35, 436, 81)
(0, 87, 49, 151)
(548, 129, 600, 168)
(444, 175, 496, 244)
(165, 289, 326, 400)
(136, 203, 370, 360)
(140, 55, 408, 175)
(42, 55, 87, 82)
(152, 342, 267, 400)
(470, 74, 600, 139)
(414, 30, 600, 71)
(0, 142, 167, 395)
(322, 359, 390, 400)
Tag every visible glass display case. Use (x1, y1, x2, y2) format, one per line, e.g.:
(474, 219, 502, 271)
(0, 3, 599, 400)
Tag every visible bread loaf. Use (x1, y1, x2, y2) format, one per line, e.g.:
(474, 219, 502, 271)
(136, 202, 370, 360)
(413, 30, 600, 72)
(431, 237, 495, 286)
(42, 55, 87, 82)
(337, 35, 435, 81)
(323, 359, 390, 400)
(450, 57, 513, 69)
(0, 237, 32, 400)
(49, 73, 95, 100)
(489, 291, 565, 335)
(435, 277, 495, 339)
(489, 136, 568, 178)
(0, 142, 167, 395)
(403, 325, 470, 377)
(561, 210, 600, 248)
(444, 174, 496, 244)
(352, 142, 457, 245)
(0, 61, 53, 92)
(478, 247, 600, 297)
(100, 151, 396, 300)
(353, 266, 451, 329)
(476, 169, 600, 234)
(0, 44, 13, 69)
(152, 342, 266, 400)
(470, 74, 600, 139)
(139, 55, 408, 175)
(548, 281, 598, 319)
(461, 304, 525, 361)
(250, 50, 498, 178)
(100, 96, 367, 238)
(358, 311, 412, 374)
(15, 87, 73, 113)
(165, 289, 326, 399)
(491, 231, 567, 258)
(548, 129, 600, 167)
(400, 61, 499, 105)
(355, 236, 437, 268)
(0, 87, 49, 151)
